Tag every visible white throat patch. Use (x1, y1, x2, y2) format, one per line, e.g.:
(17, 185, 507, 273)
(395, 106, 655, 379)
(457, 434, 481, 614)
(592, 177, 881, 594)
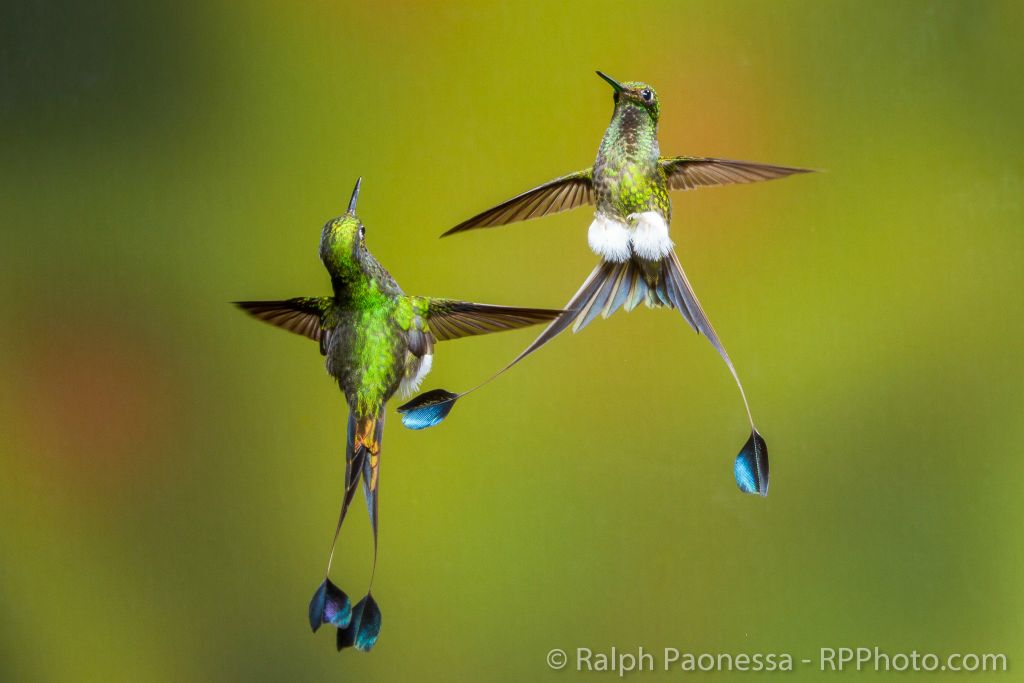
(628, 211, 673, 260)
(399, 353, 433, 396)
(588, 214, 631, 262)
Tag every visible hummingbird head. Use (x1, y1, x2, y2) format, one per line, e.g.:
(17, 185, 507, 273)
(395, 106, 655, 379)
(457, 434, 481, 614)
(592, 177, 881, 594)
(596, 71, 660, 122)
(320, 177, 368, 279)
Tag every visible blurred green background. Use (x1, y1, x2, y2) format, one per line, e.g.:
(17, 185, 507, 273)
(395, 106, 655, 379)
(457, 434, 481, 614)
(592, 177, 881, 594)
(2, 0, 1022, 680)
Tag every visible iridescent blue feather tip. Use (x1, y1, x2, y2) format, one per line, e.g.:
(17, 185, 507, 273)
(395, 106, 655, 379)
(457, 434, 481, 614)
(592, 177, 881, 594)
(398, 389, 459, 430)
(309, 579, 352, 632)
(336, 594, 382, 652)
(734, 430, 769, 496)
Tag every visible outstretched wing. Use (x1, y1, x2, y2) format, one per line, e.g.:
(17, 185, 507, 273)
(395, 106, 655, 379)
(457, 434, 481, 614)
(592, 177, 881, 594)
(417, 298, 563, 341)
(660, 157, 813, 191)
(234, 298, 331, 351)
(442, 169, 594, 236)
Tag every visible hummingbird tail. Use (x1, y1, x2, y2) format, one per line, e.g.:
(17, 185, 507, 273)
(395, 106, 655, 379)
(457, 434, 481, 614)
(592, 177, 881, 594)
(351, 412, 384, 561)
(549, 254, 769, 495)
(569, 259, 644, 332)
(399, 259, 650, 430)
(659, 252, 769, 495)
(402, 253, 770, 495)
(398, 262, 613, 430)
(464, 258, 632, 372)
(324, 414, 367, 575)
(351, 411, 385, 651)
(319, 410, 386, 653)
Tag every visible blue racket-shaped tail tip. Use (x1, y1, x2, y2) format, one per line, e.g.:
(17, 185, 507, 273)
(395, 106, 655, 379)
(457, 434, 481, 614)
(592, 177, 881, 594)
(336, 594, 382, 652)
(309, 579, 352, 632)
(734, 430, 769, 496)
(398, 389, 459, 430)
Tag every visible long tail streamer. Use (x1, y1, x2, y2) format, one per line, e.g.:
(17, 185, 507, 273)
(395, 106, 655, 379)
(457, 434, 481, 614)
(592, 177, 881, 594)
(309, 412, 384, 653)
(399, 254, 769, 496)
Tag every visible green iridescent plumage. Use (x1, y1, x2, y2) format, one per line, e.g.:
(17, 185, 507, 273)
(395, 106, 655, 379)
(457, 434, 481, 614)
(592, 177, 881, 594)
(235, 178, 562, 653)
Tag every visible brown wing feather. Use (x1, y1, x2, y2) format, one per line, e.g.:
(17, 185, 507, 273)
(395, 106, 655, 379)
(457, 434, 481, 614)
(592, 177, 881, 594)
(426, 300, 564, 341)
(234, 298, 328, 342)
(661, 157, 814, 191)
(442, 170, 594, 236)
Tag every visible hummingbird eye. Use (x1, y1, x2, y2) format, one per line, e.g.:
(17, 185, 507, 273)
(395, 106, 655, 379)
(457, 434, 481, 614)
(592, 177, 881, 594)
(641, 89, 653, 102)
(358, 225, 365, 240)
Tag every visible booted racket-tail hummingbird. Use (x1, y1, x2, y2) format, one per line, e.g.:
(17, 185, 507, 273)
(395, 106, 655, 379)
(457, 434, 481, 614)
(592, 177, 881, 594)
(236, 178, 562, 652)
(400, 72, 815, 497)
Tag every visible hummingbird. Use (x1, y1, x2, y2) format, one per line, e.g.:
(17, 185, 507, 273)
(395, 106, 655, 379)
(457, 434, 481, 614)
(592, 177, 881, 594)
(235, 178, 562, 653)
(400, 72, 814, 497)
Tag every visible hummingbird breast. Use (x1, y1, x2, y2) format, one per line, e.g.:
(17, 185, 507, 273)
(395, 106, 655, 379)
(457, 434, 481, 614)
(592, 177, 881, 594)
(593, 114, 667, 221)
(588, 115, 673, 264)
(593, 160, 668, 220)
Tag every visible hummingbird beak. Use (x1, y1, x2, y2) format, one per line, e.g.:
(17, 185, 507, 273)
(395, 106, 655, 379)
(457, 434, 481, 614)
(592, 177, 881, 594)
(347, 177, 362, 214)
(595, 71, 624, 93)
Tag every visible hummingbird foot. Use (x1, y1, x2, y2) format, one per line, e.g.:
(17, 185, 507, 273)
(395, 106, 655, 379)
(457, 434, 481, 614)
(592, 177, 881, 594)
(588, 213, 631, 262)
(628, 211, 674, 260)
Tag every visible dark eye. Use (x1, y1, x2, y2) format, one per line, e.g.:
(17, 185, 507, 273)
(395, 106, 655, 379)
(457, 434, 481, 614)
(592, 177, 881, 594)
(641, 89, 653, 102)
(358, 226, 365, 239)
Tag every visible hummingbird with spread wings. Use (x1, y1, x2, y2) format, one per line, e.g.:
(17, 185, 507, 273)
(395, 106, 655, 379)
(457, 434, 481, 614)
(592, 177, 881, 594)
(400, 72, 814, 497)
(235, 179, 561, 653)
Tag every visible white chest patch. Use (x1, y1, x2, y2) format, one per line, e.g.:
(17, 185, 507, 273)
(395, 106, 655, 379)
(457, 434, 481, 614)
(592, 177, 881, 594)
(399, 353, 433, 396)
(628, 211, 674, 260)
(588, 214, 631, 262)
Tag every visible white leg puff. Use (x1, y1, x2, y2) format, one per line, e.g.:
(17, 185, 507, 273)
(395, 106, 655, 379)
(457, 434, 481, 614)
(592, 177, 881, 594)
(400, 354, 433, 396)
(628, 211, 674, 260)
(587, 213, 632, 262)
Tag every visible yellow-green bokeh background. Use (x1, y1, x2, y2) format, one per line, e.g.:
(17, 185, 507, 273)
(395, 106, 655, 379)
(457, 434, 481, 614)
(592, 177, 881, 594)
(2, 1, 1022, 680)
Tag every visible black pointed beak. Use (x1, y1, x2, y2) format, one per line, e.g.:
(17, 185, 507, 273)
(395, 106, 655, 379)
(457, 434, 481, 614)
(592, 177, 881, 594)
(347, 177, 362, 214)
(595, 71, 624, 93)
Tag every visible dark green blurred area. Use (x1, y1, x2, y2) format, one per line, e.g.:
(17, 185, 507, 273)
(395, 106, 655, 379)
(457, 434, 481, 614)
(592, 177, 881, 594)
(2, 0, 1022, 680)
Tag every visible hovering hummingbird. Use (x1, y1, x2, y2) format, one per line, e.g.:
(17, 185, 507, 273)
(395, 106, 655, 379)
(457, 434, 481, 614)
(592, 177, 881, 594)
(400, 72, 814, 497)
(235, 178, 562, 653)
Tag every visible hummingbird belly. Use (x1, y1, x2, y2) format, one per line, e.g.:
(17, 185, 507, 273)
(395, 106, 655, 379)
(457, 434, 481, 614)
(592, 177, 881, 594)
(328, 311, 407, 413)
(589, 161, 673, 262)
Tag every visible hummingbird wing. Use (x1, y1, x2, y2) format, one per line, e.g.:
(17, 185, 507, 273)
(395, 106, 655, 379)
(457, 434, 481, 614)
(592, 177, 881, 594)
(442, 169, 594, 236)
(234, 298, 332, 352)
(660, 157, 813, 190)
(419, 298, 563, 340)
